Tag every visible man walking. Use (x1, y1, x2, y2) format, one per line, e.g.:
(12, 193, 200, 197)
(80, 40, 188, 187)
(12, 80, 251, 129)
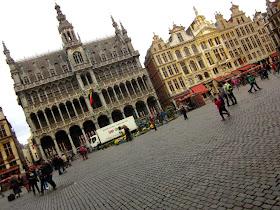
(247, 75, 261, 93)
(180, 104, 188, 120)
(224, 81, 237, 105)
(40, 159, 56, 195)
(219, 83, 230, 107)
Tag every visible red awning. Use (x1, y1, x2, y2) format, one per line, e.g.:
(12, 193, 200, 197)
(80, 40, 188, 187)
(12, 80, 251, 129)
(236, 64, 256, 71)
(178, 93, 196, 102)
(0, 165, 19, 176)
(270, 53, 278, 58)
(190, 84, 209, 94)
(173, 92, 189, 100)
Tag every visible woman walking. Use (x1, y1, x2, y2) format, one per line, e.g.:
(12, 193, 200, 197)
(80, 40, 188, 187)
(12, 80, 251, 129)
(214, 95, 230, 121)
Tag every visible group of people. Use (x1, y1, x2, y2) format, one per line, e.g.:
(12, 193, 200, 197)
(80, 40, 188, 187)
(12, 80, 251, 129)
(8, 159, 57, 198)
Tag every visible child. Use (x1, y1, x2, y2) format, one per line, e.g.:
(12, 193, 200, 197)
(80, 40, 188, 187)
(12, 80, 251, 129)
(213, 97, 230, 121)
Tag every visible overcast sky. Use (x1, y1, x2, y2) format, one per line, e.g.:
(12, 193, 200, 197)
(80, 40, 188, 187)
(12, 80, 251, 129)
(0, 0, 267, 144)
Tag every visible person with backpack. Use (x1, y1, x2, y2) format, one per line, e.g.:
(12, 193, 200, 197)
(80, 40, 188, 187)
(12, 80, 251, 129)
(40, 160, 56, 194)
(27, 169, 41, 195)
(247, 75, 261, 93)
(224, 81, 237, 105)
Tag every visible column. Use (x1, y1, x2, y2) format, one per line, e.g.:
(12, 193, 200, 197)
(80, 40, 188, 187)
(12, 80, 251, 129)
(120, 111, 125, 119)
(95, 122, 100, 129)
(65, 105, 71, 119)
(89, 71, 98, 83)
(36, 114, 43, 129)
(81, 129, 90, 147)
(58, 107, 65, 123)
(112, 88, 119, 102)
(38, 144, 47, 160)
(156, 99, 163, 111)
(78, 100, 84, 113)
(50, 110, 57, 123)
(135, 80, 142, 93)
(106, 90, 113, 103)
(108, 116, 113, 124)
(53, 139, 62, 156)
(124, 84, 132, 99)
(98, 91, 107, 107)
(144, 102, 152, 116)
(132, 105, 139, 118)
(146, 76, 154, 90)
(71, 102, 78, 116)
(67, 133, 77, 154)
(118, 86, 125, 99)
(27, 117, 36, 131)
(130, 82, 137, 95)
(141, 77, 148, 90)
(43, 112, 51, 127)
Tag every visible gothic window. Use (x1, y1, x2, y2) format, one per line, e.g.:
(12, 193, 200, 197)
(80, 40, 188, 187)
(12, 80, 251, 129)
(168, 81, 175, 92)
(191, 44, 198, 54)
(112, 51, 118, 58)
(37, 73, 43, 81)
(63, 65, 69, 73)
(104, 68, 111, 78)
(122, 63, 128, 73)
(167, 51, 173, 60)
(201, 41, 207, 50)
(38, 89, 46, 101)
(161, 67, 168, 78)
(177, 33, 184, 42)
(180, 62, 189, 74)
(101, 54, 106, 61)
(3, 142, 13, 156)
(196, 56, 205, 68)
(67, 31, 72, 41)
(127, 61, 133, 71)
(173, 64, 179, 74)
(50, 69, 56, 76)
(81, 75, 88, 86)
(66, 81, 74, 93)
(158, 44, 162, 50)
(110, 66, 117, 77)
(122, 48, 128, 54)
(204, 72, 210, 78)
(156, 55, 163, 64)
(26, 93, 32, 105)
(178, 77, 185, 87)
(175, 50, 182, 59)
(189, 61, 198, 71)
(183, 47, 191, 56)
(132, 60, 138, 69)
(162, 53, 168, 62)
(214, 37, 220, 45)
(167, 65, 174, 75)
(205, 52, 214, 65)
(213, 67, 219, 74)
(52, 85, 60, 97)
(0, 124, 7, 139)
(173, 79, 180, 90)
(31, 91, 40, 104)
(23, 76, 30, 84)
(73, 51, 84, 64)
(59, 83, 67, 94)
(208, 39, 214, 47)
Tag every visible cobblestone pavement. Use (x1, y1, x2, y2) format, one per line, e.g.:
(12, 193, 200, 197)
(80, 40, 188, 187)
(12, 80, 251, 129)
(1, 76, 280, 210)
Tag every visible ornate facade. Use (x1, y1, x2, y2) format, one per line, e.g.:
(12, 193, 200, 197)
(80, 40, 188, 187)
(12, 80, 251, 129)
(0, 107, 24, 176)
(145, 4, 276, 107)
(264, 0, 280, 54)
(3, 4, 160, 160)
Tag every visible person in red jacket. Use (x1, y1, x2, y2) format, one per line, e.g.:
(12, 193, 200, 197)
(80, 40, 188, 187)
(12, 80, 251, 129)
(213, 98, 230, 121)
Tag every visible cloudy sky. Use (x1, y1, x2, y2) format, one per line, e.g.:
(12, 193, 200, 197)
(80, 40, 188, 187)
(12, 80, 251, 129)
(0, 0, 267, 144)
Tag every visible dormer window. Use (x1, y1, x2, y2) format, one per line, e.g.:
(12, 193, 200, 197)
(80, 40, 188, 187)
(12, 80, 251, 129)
(177, 33, 184, 42)
(37, 73, 43, 81)
(101, 54, 106, 61)
(23, 77, 30, 84)
(50, 69, 56, 76)
(112, 51, 117, 58)
(158, 44, 162, 50)
(73, 51, 84, 64)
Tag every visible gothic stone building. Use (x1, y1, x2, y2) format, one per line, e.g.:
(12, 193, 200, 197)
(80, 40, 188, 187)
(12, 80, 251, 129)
(3, 4, 160, 160)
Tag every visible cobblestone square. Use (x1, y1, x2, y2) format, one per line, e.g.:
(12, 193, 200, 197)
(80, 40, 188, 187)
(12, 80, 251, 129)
(1, 76, 280, 210)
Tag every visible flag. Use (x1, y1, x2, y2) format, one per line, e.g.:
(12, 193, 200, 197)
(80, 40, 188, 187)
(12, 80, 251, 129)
(90, 91, 93, 107)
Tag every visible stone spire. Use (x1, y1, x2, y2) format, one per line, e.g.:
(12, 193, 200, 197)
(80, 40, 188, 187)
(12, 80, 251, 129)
(111, 15, 121, 35)
(55, 3, 73, 33)
(193, 6, 199, 16)
(2, 41, 14, 65)
(120, 21, 128, 38)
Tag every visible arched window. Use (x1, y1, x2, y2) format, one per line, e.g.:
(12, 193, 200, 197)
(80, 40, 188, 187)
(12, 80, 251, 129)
(196, 56, 205, 68)
(189, 61, 198, 71)
(196, 75, 203, 81)
(191, 44, 198, 54)
(175, 50, 182, 59)
(73, 51, 84, 64)
(204, 72, 210, 78)
(177, 33, 184, 42)
(184, 47, 191, 56)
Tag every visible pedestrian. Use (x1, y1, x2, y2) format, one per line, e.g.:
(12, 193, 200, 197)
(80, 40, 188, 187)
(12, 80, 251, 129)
(219, 83, 230, 107)
(247, 75, 261, 93)
(9, 175, 22, 198)
(180, 104, 188, 120)
(161, 110, 168, 123)
(40, 159, 56, 195)
(263, 66, 269, 80)
(213, 97, 230, 121)
(27, 169, 40, 195)
(21, 171, 30, 192)
(232, 77, 239, 90)
(123, 125, 133, 141)
(223, 81, 237, 106)
(150, 116, 157, 130)
(80, 147, 88, 160)
(0, 185, 4, 198)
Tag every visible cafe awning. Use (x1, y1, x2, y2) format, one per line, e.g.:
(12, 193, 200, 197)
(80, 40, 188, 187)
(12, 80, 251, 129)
(190, 84, 209, 94)
(270, 52, 278, 58)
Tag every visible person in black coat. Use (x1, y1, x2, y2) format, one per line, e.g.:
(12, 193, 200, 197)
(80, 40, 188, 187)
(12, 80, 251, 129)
(27, 169, 41, 195)
(9, 175, 21, 198)
(40, 160, 56, 194)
